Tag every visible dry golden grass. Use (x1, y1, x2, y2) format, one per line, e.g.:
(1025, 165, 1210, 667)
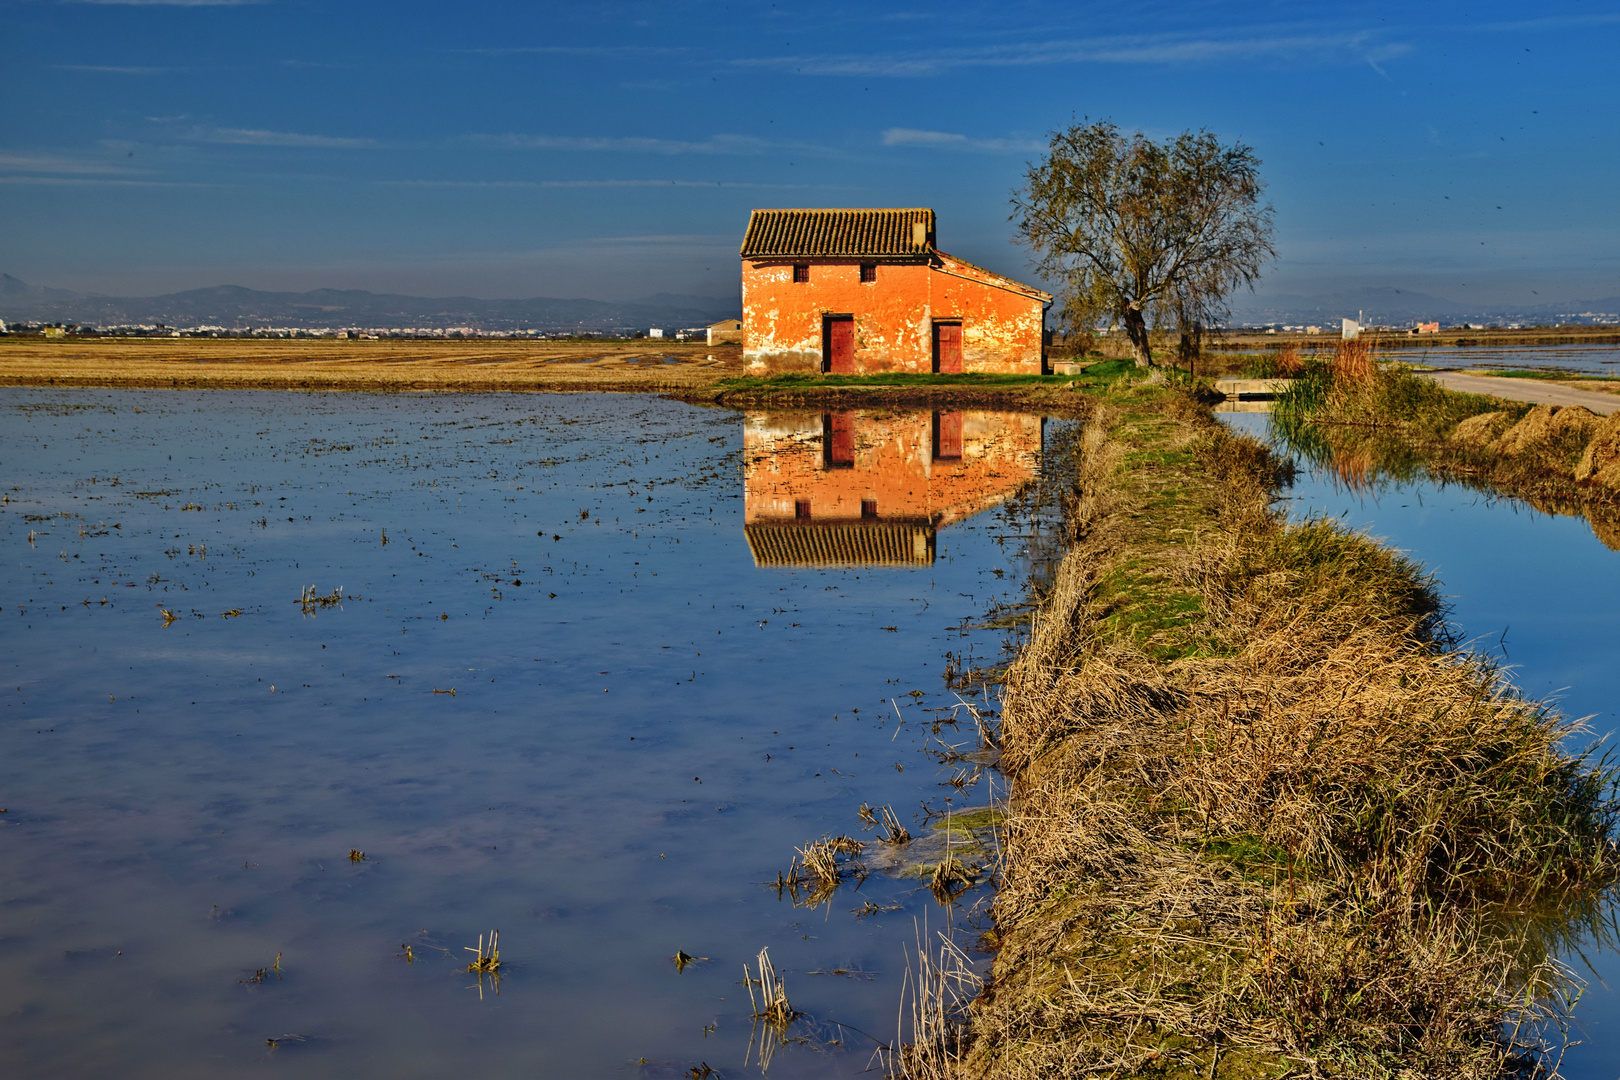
(1332, 336, 1377, 383)
(1275, 342, 1303, 377)
(0, 337, 745, 392)
(934, 389, 1619, 1079)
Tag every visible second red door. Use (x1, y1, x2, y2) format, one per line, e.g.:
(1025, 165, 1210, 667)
(826, 317, 855, 373)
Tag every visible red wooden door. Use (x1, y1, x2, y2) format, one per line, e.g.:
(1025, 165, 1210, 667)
(827, 318, 855, 373)
(934, 411, 963, 460)
(824, 412, 855, 468)
(934, 322, 962, 374)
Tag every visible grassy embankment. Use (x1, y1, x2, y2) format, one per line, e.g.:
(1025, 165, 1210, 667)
(709, 360, 1143, 411)
(903, 378, 1619, 1078)
(1269, 346, 1620, 546)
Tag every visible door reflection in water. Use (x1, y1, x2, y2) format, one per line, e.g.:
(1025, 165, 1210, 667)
(743, 410, 1042, 567)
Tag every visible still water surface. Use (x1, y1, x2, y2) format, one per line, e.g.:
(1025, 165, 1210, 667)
(1398, 342, 1620, 375)
(0, 390, 1064, 1078)
(1224, 409, 1620, 1072)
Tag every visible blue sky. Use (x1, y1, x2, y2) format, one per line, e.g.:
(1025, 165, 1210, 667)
(3, 0, 1617, 307)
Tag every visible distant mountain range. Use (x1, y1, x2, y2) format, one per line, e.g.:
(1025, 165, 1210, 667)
(0, 274, 740, 332)
(4, 273, 1614, 333)
(1229, 286, 1620, 327)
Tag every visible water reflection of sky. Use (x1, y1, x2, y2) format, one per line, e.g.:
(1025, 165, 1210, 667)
(1223, 410, 1620, 1072)
(1396, 343, 1620, 376)
(0, 389, 1069, 1078)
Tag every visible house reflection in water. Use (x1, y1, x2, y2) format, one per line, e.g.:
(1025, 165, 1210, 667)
(743, 410, 1042, 567)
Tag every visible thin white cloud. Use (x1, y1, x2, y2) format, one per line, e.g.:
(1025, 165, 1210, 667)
(0, 153, 142, 175)
(65, 0, 267, 6)
(484, 133, 779, 156)
(735, 30, 1411, 77)
(0, 176, 211, 187)
(189, 127, 379, 148)
(375, 178, 822, 191)
(882, 128, 1044, 153)
(457, 44, 688, 57)
(56, 64, 172, 74)
(1473, 12, 1620, 32)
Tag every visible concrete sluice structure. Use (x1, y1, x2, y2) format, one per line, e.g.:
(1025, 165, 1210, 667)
(742, 410, 1042, 568)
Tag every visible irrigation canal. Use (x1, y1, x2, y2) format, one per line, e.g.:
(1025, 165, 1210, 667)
(1224, 407, 1620, 1075)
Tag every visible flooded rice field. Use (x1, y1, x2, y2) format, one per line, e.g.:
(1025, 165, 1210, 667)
(1403, 342, 1620, 375)
(1224, 410, 1620, 1073)
(0, 389, 1067, 1079)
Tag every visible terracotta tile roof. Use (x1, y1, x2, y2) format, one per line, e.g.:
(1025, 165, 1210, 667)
(741, 208, 935, 259)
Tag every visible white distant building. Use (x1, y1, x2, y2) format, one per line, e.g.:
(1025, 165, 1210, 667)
(647, 328, 664, 339)
(1341, 317, 1362, 340)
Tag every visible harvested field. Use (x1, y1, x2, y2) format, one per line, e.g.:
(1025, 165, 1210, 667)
(0, 339, 1175, 419)
(0, 337, 745, 392)
(910, 381, 1620, 1079)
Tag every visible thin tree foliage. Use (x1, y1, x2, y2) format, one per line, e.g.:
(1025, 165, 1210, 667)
(1013, 120, 1275, 367)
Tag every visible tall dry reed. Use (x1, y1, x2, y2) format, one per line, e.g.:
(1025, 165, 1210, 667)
(1276, 342, 1303, 376)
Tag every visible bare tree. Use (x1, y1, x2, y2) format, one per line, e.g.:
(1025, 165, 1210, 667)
(1013, 121, 1275, 367)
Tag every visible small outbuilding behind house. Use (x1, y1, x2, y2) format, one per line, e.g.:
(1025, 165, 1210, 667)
(706, 319, 743, 346)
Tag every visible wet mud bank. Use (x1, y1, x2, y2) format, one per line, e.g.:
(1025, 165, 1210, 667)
(932, 384, 1620, 1078)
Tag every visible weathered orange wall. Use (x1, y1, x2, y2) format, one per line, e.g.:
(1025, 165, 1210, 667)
(741, 257, 1045, 375)
(743, 410, 1041, 526)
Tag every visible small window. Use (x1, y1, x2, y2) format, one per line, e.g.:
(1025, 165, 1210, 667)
(861, 499, 878, 519)
(795, 499, 812, 519)
(859, 263, 876, 283)
(793, 264, 810, 283)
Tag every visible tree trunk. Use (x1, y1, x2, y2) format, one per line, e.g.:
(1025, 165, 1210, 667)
(1178, 323, 1201, 370)
(1121, 305, 1152, 367)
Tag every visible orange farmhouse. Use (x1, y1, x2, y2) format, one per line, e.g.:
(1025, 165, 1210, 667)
(740, 208, 1052, 375)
